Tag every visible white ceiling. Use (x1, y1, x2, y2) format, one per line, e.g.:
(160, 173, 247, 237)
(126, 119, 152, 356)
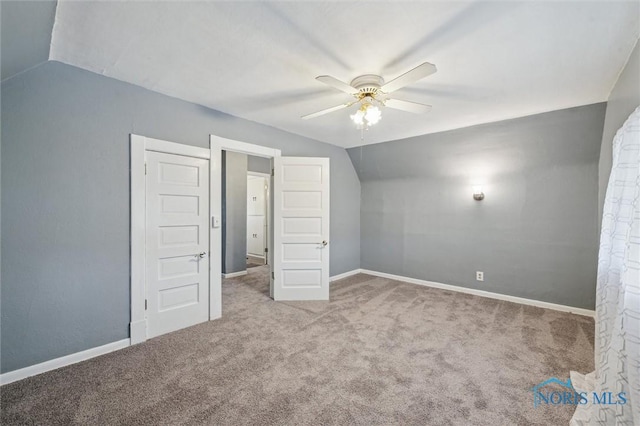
(50, 1, 639, 148)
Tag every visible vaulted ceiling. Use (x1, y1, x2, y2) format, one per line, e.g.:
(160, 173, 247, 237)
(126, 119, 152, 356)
(38, 1, 640, 147)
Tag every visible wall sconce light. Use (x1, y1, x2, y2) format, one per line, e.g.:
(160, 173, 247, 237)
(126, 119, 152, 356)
(472, 185, 485, 201)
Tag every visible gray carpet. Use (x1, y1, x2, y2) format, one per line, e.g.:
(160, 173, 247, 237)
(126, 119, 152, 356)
(1, 266, 594, 425)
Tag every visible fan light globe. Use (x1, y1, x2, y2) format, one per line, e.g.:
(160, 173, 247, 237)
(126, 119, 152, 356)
(365, 105, 381, 125)
(351, 103, 381, 129)
(350, 109, 365, 127)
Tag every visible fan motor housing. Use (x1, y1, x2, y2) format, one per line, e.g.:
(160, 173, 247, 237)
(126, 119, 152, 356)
(350, 74, 384, 97)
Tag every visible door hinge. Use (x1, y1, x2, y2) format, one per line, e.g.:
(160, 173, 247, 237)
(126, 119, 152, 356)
(264, 247, 268, 253)
(145, 299, 148, 310)
(271, 272, 275, 279)
(144, 163, 147, 175)
(271, 168, 274, 177)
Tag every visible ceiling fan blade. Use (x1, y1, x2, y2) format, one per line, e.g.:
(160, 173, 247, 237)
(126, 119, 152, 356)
(301, 101, 356, 120)
(384, 98, 432, 114)
(380, 62, 437, 93)
(316, 75, 359, 95)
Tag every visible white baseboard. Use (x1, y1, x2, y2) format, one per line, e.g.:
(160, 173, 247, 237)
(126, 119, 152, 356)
(360, 269, 595, 317)
(1, 269, 592, 386)
(222, 270, 248, 279)
(0, 339, 131, 386)
(330, 268, 363, 282)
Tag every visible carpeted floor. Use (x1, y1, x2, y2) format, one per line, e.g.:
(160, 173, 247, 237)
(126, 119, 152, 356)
(1, 266, 594, 425)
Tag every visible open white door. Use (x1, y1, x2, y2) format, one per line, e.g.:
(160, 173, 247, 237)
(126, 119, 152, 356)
(273, 157, 330, 301)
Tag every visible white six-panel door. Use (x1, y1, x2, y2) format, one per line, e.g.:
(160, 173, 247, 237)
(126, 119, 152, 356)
(273, 157, 330, 300)
(247, 176, 266, 259)
(145, 151, 210, 338)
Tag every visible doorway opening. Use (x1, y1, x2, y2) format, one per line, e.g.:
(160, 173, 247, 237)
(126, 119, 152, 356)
(211, 135, 331, 316)
(219, 150, 271, 286)
(210, 136, 280, 307)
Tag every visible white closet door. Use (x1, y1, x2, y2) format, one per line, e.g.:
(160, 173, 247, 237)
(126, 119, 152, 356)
(247, 176, 266, 258)
(145, 151, 210, 338)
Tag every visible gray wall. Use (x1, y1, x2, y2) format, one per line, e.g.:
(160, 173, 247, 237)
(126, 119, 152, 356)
(222, 151, 248, 274)
(0, 1, 56, 81)
(248, 155, 271, 175)
(599, 37, 640, 222)
(348, 103, 606, 310)
(1, 61, 360, 373)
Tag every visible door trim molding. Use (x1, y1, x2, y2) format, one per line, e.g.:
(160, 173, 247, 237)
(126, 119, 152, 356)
(210, 134, 281, 316)
(130, 135, 211, 344)
(248, 172, 271, 179)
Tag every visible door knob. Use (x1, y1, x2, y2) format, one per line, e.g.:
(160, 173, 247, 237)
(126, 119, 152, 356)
(321, 240, 328, 247)
(195, 252, 207, 259)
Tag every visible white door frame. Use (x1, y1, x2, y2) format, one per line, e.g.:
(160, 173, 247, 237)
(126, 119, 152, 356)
(130, 134, 212, 344)
(247, 171, 271, 264)
(210, 135, 281, 309)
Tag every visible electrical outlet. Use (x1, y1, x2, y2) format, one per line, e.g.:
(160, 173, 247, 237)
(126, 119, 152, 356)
(476, 271, 484, 281)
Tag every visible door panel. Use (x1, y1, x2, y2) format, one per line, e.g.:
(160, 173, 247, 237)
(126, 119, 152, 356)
(158, 283, 199, 311)
(247, 177, 266, 215)
(273, 157, 329, 301)
(282, 217, 322, 236)
(146, 151, 209, 338)
(247, 215, 265, 257)
(282, 243, 322, 262)
(158, 226, 199, 248)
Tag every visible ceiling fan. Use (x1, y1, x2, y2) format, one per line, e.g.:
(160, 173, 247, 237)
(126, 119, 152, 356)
(301, 62, 437, 128)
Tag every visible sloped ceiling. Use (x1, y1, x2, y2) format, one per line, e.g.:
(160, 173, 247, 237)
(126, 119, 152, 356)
(50, 1, 639, 148)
